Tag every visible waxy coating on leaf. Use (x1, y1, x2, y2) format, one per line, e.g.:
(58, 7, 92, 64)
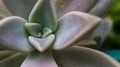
(29, 34, 55, 52)
(89, 0, 114, 17)
(25, 23, 43, 37)
(52, 46, 120, 67)
(0, 16, 34, 52)
(0, 52, 27, 67)
(92, 18, 113, 48)
(54, 0, 98, 18)
(54, 0, 114, 18)
(21, 51, 58, 67)
(53, 11, 101, 50)
(29, 0, 57, 31)
(0, 0, 37, 19)
(0, 0, 119, 67)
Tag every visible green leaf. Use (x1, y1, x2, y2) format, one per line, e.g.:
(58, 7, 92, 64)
(25, 23, 42, 37)
(29, 0, 57, 31)
(54, 0, 98, 18)
(0, 16, 33, 52)
(21, 51, 58, 67)
(0, 50, 16, 61)
(89, 0, 114, 17)
(29, 34, 55, 52)
(1, 0, 37, 19)
(52, 46, 120, 67)
(53, 11, 101, 50)
(0, 52, 27, 67)
(92, 18, 112, 48)
(0, 1, 12, 19)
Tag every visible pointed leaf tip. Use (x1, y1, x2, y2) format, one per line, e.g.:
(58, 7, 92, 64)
(29, 34, 55, 52)
(29, 0, 57, 31)
(53, 11, 101, 50)
(21, 52, 58, 67)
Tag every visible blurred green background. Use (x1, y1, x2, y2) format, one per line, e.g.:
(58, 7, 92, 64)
(101, 0, 120, 62)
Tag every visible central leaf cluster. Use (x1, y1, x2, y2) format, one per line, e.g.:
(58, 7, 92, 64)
(25, 23, 53, 38)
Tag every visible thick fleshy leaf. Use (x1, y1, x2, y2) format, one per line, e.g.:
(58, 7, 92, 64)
(54, 0, 98, 18)
(42, 27, 53, 38)
(0, 52, 27, 67)
(89, 0, 114, 17)
(0, 1, 12, 19)
(29, 34, 55, 52)
(52, 46, 120, 67)
(29, 0, 57, 31)
(53, 11, 101, 50)
(1, 0, 37, 19)
(25, 23, 42, 37)
(92, 18, 112, 48)
(21, 51, 58, 67)
(0, 16, 33, 52)
(74, 19, 112, 48)
(0, 50, 16, 61)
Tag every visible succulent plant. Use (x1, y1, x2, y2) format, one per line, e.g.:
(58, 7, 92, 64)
(0, 0, 120, 67)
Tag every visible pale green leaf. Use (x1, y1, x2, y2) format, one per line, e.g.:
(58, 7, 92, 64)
(29, 34, 55, 52)
(21, 51, 58, 67)
(52, 46, 120, 67)
(53, 11, 101, 50)
(29, 0, 57, 31)
(0, 16, 33, 52)
(54, 0, 98, 18)
(89, 0, 114, 17)
(92, 18, 112, 48)
(25, 23, 42, 37)
(1, 0, 37, 19)
(0, 52, 27, 67)
(0, 50, 16, 61)
(0, 1, 12, 19)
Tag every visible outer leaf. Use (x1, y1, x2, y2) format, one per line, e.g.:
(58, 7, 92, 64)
(0, 52, 27, 67)
(29, 0, 57, 31)
(1, 0, 37, 19)
(52, 46, 120, 67)
(0, 50, 16, 61)
(0, 0, 12, 19)
(73, 19, 112, 48)
(53, 11, 101, 50)
(21, 51, 58, 67)
(89, 0, 114, 17)
(54, 0, 98, 18)
(92, 18, 112, 48)
(0, 16, 33, 52)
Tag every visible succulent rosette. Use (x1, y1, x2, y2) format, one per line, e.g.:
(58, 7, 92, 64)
(0, 0, 119, 67)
